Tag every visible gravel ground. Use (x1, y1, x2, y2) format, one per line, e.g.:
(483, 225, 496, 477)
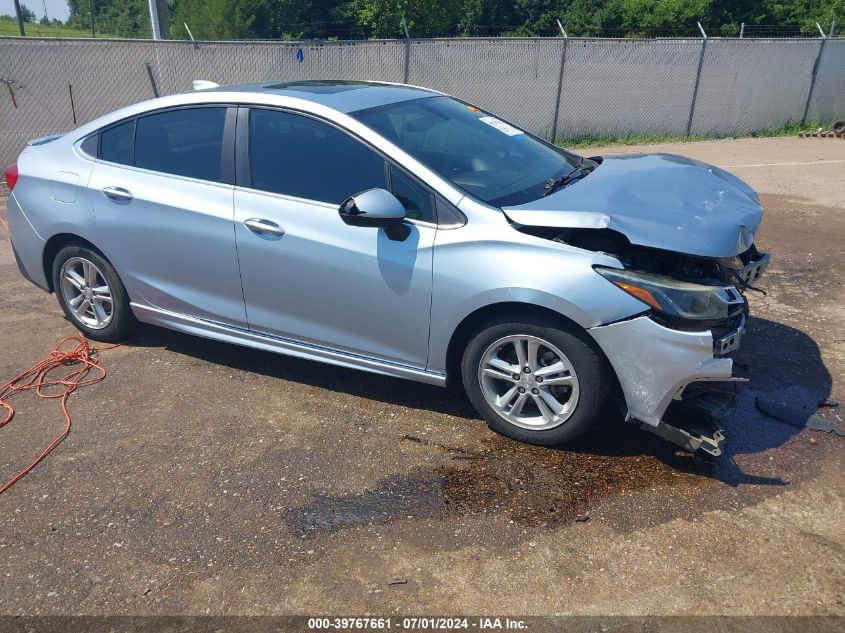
(0, 136, 843, 616)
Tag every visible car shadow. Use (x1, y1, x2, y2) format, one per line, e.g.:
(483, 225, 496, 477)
(125, 314, 830, 488)
(562, 315, 832, 486)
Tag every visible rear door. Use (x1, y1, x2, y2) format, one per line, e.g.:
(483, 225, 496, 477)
(87, 105, 246, 326)
(233, 107, 435, 368)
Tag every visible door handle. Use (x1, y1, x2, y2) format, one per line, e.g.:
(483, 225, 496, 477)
(244, 218, 285, 240)
(102, 186, 133, 202)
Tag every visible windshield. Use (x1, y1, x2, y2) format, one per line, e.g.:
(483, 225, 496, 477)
(352, 96, 582, 207)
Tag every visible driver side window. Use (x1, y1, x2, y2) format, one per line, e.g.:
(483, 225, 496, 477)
(248, 108, 386, 204)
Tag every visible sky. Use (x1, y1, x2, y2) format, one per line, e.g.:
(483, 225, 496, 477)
(1, 0, 71, 21)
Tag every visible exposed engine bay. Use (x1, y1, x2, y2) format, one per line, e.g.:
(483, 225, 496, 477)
(520, 225, 768, 290)
(519, 224, 768, 325)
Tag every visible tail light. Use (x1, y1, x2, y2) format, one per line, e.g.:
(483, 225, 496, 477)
(4, 163, 18, 191)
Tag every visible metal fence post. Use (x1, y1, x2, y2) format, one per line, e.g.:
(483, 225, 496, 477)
(550, 37, 568, 143)
(686, 37, 708, 136)
(144, 62, 160, 98)
(403, 39, 411, 84)
(68, 84, 77, 124)
(801, 37, 827, 126)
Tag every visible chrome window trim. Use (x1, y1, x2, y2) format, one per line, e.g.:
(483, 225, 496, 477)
(73, 97, 467, 227)
(233, 184, 337, 210)
(73, 138, 96, 161)
(78, 103, 237, 186)
(93, 159, 235, 190)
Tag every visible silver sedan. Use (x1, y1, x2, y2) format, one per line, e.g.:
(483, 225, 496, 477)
(4, 80, 769, 455)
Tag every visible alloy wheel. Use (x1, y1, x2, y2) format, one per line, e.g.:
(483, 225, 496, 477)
(478, 334, 580, 431)
(59, 257, 114, 330)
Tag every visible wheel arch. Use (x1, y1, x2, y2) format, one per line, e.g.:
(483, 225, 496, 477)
(42, 233, 105, 293)
(444, 301, 625, 412)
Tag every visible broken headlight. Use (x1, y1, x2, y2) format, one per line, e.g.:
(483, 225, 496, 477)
(595, 267, 743, 321)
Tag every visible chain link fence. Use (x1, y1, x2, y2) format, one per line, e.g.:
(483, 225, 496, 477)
(691, 38, 820, 137)
(1, 36, 844, 167)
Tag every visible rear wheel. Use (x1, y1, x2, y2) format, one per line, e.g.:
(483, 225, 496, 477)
(52, 245, 135, 342)
(461, 316, 610, 446)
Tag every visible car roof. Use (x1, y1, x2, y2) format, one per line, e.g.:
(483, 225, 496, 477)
(204, 80, 439, 113)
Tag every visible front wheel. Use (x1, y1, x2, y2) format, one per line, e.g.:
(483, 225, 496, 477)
(52, 244, 136, 343)
(461, 317, 611, 446)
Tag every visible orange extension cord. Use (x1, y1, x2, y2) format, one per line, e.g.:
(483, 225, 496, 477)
(0, 335, 120, 495)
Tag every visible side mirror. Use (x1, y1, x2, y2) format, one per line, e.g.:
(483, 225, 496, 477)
(339, 188, 410, 241)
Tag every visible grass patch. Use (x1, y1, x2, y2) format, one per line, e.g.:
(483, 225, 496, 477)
(0, 17, 111, 38)
(557, 121, 824, 149)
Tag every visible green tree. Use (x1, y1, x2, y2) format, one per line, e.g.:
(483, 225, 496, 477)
(58, 0, 845, 40)
(336, 0, 464, 38)
(170, 0, 317, 39)
(456, 0, 520, 36)
(19, 3, 37, 22)
(67, 0, 152, 36)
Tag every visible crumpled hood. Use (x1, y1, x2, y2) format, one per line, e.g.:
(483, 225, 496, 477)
(503, 153, 763, 258)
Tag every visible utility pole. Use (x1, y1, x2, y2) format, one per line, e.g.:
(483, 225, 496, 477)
(148, 0, 161, 39)
(12, 0, 26, 36)
(89, 0, 95, 37)
(41, 0, 48, 21)
(148, 0, 170, 39)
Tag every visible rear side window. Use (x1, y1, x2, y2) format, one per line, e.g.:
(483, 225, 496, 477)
(100, 120, 135, 166)
(248, 108, 386, 203)
(134, 107, 227, 182)
(80, 134, 99, 158)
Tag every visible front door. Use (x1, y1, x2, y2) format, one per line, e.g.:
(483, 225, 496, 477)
(233, 107, 435, 368)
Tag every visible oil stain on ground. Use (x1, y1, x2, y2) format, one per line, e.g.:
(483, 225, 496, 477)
(283, 390, 838, 540)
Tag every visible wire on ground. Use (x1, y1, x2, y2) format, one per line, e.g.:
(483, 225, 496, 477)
(0, 335, 120, 495)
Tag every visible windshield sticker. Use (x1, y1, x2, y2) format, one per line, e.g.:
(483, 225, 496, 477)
(478, 116, 523, 136)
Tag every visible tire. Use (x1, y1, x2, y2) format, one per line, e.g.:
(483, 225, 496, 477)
(461, 315, 610, 446)
(51, 244, 136, 343)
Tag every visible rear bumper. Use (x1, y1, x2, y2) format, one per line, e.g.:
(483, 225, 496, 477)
(589, 315, 737, 427)
(5, 192, 49, 291)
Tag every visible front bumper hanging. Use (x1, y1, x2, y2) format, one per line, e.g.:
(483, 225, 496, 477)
(589, 314, 746, 456)
(640, 385, 737, 457)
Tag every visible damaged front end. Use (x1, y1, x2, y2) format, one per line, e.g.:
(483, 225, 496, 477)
(500, 152, 772, 455)
(522, 225, 770, 456)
